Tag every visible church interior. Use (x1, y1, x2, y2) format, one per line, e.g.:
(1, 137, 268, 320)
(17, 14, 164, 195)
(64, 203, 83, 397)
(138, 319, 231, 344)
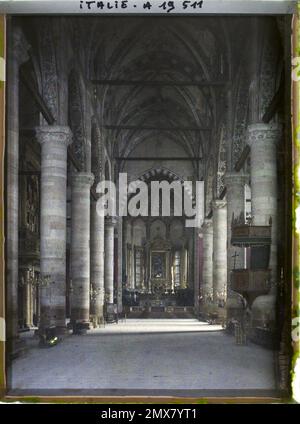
(5, 15, 292, 394)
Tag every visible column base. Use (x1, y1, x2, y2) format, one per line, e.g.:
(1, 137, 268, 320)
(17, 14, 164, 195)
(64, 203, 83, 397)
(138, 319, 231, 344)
(105, 303, 116, 323)
(72, 321, 90, 335)
(19, 325, 31, 333)
(90, 315, 97, 328)
(90, 315, 105, 328)
(97, 316, 105, 326)
(206, 304, 226, 325)
(199, 303, 214, 320)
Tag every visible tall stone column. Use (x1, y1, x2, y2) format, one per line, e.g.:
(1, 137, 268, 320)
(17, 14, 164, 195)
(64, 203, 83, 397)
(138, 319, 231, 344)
(6, 27, 29, 356)
(23, 276, 33, 328)
(71, 172, 94, 333)
(248, 123, 281, 283)
(225, 173, 248, 319)
(188, 235, 194, 290)
(212, 200, 227, 304)
(201, 219, 213, 304)
(90, 198, 105, 326)
(36, 126, 72, 335)
(117, 219, 123, 313)
(225, 172, 247, 280)
(130, 244, 135, 290)
(145, 244, 151, 293)
(104, 217, 117, 321)
(194, 229, 202, 313)
(130, 222, 135, 289)
(180, 247, 187, 289)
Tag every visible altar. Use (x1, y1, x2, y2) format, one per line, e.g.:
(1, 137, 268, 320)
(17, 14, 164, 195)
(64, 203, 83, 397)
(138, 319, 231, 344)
(123, 219, 190, 305)
(149, 238, 173, 294)
(138, 292, 177, 308)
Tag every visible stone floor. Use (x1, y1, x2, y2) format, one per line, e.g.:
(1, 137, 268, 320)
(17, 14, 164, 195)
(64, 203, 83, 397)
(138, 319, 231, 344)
(8, 319, 278, 396)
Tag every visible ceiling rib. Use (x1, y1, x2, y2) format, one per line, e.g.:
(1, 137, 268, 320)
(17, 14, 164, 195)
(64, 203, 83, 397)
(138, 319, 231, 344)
(101, 125, 211, 131)
(116, 157, 202, 161)
(91, 79, 227, 87)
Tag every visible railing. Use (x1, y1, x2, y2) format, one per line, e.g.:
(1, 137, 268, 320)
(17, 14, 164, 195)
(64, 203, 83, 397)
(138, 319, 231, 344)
(231, 225, 271, 247)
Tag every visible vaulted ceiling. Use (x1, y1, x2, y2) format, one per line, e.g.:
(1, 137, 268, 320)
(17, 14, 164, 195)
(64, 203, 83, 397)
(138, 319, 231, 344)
(74, 17, 238, 167)
(18, 15, 284, 184)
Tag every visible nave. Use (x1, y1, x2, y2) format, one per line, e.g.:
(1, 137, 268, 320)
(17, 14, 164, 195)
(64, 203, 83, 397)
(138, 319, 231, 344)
(9, 319, 276, 395)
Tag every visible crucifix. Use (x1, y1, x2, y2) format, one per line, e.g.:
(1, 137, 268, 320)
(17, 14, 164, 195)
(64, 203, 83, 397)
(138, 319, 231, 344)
(232, 251, 239, 270)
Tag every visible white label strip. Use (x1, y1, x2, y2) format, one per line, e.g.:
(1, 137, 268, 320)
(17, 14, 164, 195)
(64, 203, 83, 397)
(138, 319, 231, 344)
(0, 317, 5, 342)
(0, 57, 5, 83)
(0, 0, 297, 15)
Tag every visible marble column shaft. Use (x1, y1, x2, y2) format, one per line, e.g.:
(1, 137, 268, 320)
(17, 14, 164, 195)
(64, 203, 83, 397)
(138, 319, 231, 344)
(194, 229, 202, 311)
(23, 279, 33, 327)
(71, 172, 94, 324)
(90, 198, 105, 321)
(248, 123, 281, 283)
(225, 173, 247, 289)
(6, 28, 29, 346)
(202, 219, 213, 302)
(188, 235, 194, 289)
(104, 217, 116, 305)
(180, 247, 187, 289)
(212, 200, 227, 303)
(37, 126, 72, 331)
(117, 219, 123, 313)
(130, 244, 135, 289)
(130, 222, 135, 289)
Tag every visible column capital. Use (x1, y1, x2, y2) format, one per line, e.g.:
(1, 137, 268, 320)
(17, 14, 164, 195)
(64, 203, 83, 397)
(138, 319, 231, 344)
(202, 218, 213, 230)
(225, 172, 248, 187)
(247, 123, 282, 148)
(35, 126, 73, 147)
(105, 216, 118, 227)
(212, 199, 227, 210)
(72, 172, 94, 187)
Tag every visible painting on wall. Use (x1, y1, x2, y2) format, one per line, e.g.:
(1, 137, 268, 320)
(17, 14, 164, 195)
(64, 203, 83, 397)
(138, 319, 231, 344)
(151, 251, 166, 279)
